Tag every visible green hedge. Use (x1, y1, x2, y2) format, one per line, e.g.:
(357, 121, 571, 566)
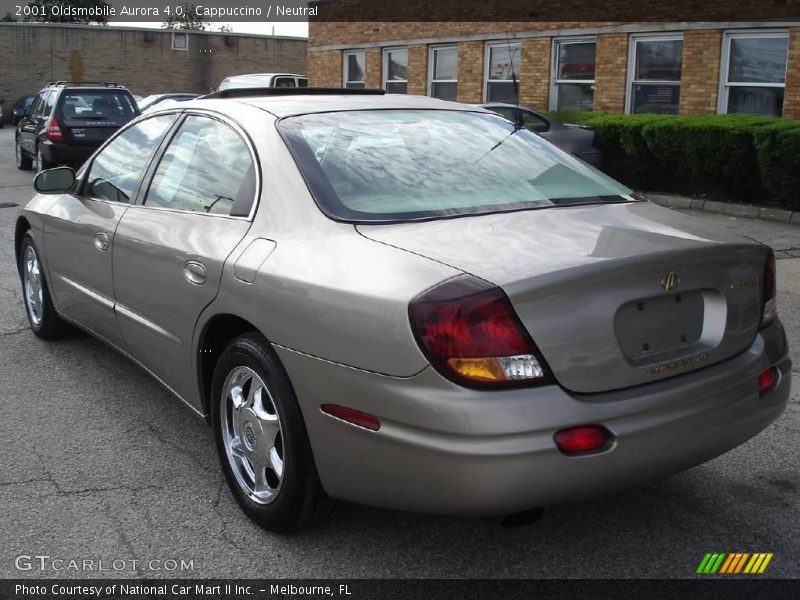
(546, 112, 800, 211)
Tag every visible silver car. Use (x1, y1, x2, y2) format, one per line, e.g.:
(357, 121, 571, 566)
(15, 92, 791, 532)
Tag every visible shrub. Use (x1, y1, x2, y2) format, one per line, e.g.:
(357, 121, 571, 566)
(547, 112, 800, 210)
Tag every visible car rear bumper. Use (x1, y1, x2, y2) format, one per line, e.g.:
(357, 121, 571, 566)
(277, 320, 791, 516)
(40, 141, 94, 167)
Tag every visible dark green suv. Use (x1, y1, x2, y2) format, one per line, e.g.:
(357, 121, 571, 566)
(15, 81, 139, 172)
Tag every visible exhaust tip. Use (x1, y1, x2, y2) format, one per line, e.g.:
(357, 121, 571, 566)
(501, 507, 545, 528)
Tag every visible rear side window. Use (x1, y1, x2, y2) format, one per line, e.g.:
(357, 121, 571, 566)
(273, 77, 297, 87)
(85, 115, 177, 203)
(59, 90, 138, 121)
(144, 116, 255, 217)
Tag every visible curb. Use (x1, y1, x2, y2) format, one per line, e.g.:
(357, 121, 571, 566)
(645, 193, 800, 227)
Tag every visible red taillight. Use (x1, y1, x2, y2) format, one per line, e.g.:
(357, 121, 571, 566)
(409, 276, 552, 388)
(761, 250, 777, 328)
(554, 425, 611, 455)
(46, 118, 64, 141)
(758, 368, 778, 396)
(321, 404, 380, 431)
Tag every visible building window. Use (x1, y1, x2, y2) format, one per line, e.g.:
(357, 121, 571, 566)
(343, 50, 366, 89)
(720, 32, 789, 116)
(429, 45, 458, 101)
(171, 32, 188, 51)
(484, 42, 520, 103)
(551, 39, 596, 112)
(627, 35, 683, 114)
(383, 48, 408, 94)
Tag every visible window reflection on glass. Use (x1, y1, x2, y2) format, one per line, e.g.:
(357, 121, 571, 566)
(635, 40, 682, 81)
(556, 83, 594, 111)
(728, 37, 788, 84)
(384, 48, 408, 94)
(557, 42, 596, 80)
(345, 51, 365, 89)
(86, 115, 175, 204)
(145, 116, 254, 216)
(728, 87, 785, 116)
(433, 46, 458, 81)
(631, 84, 681, 114)
(486, 43, 520, 103)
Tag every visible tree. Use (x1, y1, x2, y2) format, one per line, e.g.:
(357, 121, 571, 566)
(23, 1, 111, 25)
(161, 3, 208, 31)
(1, 13, 17, 22)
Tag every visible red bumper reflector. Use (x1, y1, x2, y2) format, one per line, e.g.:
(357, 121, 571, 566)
(758, 368, 778, 396)
(321, 404, 380, 431)
(554, 425, 610, 455)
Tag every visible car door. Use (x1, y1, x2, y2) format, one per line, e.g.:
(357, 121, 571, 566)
(112, 113, 257, 403)
(42, 114, 178, 347)
(19, 92, 46, 155)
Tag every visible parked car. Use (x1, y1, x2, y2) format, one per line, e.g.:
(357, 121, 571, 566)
(15, 81, 140, 172)
(16, 90, 790, 533)
(217, 73, 308, 91)
(0, 100, 5, 128)
(11, 94, 36, 126)
(479, 103, 602, 167)
(137, 93, 199, 112)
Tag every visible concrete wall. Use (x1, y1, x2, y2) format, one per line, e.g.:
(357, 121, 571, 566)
(0, 23, 306, 118)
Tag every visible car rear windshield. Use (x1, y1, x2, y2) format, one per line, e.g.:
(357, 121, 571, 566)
(278, 109, 633, 223)
(59, 90, 138, 121)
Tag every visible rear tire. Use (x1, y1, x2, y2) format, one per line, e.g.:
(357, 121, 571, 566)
(211, 332, 335, 533)
(16, 136, 32, 170)
(19, 231, 67, 340)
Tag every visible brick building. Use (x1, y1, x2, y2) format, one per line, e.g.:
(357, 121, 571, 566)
(0, 22, 306, 115)
(308, 20, 800, 119)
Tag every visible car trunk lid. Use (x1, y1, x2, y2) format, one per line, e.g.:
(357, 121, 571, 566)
(357, 201, 769, 393)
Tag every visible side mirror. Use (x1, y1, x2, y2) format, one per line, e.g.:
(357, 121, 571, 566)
(34, 166, 76, 194)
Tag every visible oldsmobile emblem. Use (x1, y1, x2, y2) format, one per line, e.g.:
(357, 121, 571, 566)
(660, 271, 680, 292)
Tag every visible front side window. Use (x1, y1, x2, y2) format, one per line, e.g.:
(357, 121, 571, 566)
(144, 116, 255, 217)
(552, 40, 596, 111)
(343, 50, 366, 89)
(383, 48, 408, 94)
(429, 46, 458, 101)
(628, 35, 683, 114)
(720, 32, 789, 116)
(85, 114, 177, 204)
(279, 110, 631, 223)
(485, 42, 520, 103)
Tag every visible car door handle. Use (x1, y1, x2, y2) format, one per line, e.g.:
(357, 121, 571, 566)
(94, 232, 110, 252)
(183, 261, 207, 285)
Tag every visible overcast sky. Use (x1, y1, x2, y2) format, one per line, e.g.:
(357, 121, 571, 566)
(110, 21, 309, 37)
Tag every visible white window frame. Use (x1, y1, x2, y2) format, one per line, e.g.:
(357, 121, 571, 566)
(382, 47, 408, 94)
(549, 37, 597, 112)
(625, 33, 684, 114)
(484, 41, 521, 103)
(428, 45, 458, 100)
(718, 30, 789, 115)
(343, 50, 366, 89)
(171, 32, 188, 51)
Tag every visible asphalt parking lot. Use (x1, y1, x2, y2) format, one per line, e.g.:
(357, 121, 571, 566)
(0, 126, 798, 579)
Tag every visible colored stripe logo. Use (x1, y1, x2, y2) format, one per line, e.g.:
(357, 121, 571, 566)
(696, 553, 773, 574)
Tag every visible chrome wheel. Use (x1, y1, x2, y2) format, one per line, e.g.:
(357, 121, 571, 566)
(15, 138, 22, 167)
(36, 147, 44, 172)
(22, 245, 44, 326)
(221, 366, 284, 505)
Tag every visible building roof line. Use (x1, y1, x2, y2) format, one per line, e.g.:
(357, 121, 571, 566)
(308, 20, 799, 51)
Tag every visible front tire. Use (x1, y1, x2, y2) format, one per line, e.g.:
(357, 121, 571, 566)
(19, 231, 66, 339)
(16, 136, 32, 170)
(211, 333, 335, 532)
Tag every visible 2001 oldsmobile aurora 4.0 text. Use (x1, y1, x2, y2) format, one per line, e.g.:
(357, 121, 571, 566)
(15, 90, 791, 532)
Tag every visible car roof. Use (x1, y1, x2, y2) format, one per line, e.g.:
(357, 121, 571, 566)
(178, 94, 489, 118)
(223, 73, 306, 80)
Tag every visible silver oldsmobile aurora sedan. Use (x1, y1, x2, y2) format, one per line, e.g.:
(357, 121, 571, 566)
(15, 90, 791, 532)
